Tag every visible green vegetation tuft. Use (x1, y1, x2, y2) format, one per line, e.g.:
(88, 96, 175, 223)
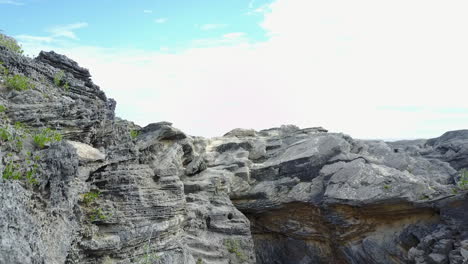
(5, 74, 34, 91)
(53, 70, 70, 91)
(224, 239, 247, 262)
(0, 105, 6, 113)
(83, 191, 101, 206)
(0, 127, 11, 141)
(53, 70, 65, 86)
(89, 208, 108, 222)
(458, 168, 468, 189)
(0, 34, 23, 54)
(2, 161, 22, 180)
(33, 128, 62, 148)
(196, 258, 204, 264)
(130, 129, 140, 139)
(1, 160, 39, 184)
(138, 243, 160, 264)
(63, 81, 70, 91)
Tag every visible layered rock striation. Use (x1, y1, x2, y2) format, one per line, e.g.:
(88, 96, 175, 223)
(1, 38, 468, 264)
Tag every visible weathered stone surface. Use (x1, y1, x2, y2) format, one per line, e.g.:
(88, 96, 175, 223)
(67, 140, 105, 162)
(1, 36, 468, 264)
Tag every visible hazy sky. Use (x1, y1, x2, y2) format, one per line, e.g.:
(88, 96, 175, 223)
(1, 0, 467, 139)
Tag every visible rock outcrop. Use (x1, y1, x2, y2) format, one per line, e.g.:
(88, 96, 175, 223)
(1, 36, 468, 264)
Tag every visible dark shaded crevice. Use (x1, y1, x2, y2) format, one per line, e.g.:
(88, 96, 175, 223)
(234, 201, 441, 264)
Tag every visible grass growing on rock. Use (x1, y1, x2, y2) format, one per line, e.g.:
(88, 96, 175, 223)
(53, 70, 65, 86)
(224, 239, 247, 262)
(53, 70, 70, 91)
(458, 168, 468, 189)
(82, 191, 101, 206)
(5, 74, 34, 91)
(1, 156, 40, 185)
(130, 129, 140, 139)
(33, 128, 63, 148)
(0, 34, 23, 54)
(81, 190, 111, 222)
(138, 243, 160, 264)
(89, 208, 108, 221)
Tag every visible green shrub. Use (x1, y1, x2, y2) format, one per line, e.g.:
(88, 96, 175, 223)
(0, 105, 6, 112)
(53, 70, 70, 91)
(224, 239, 247, 262)
(24, 165, 38, 185)
(5, 74, 33, 91)
(53, 70, 65, 86)
(458, 168, 468, 189)
(14, 121, 26, 130)
(2, 159, 39, 184)
(0, 34, 23, 54)
(33, 128, 62, 148)
(2, 161, 22, 180)
(89, 208, 108, 222)
(138, 243, 160, 264)
(0, 127, 11, 141)
(83, 191, 100, 205)
(63, 81, 70, 91)
(130, 130, 140, 139)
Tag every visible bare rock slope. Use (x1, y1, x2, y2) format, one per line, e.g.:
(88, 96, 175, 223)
(1, 37, 468, 264)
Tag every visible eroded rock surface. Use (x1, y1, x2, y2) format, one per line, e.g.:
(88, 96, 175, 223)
(1, 37, 468, 264)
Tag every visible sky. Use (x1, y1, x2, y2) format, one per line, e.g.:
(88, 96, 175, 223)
(1, 0, 467, 140)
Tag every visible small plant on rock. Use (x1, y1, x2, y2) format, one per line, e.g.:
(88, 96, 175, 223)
(89, 208, 108, 222)
(53, 70, 65, 86)
(224, 239, 247, 262)
(5, 74, 34, 91)
(0, 105, 6, 113)
(0, 127, 11, 141)
(33, 128, 62, 148)
(2, 161, 22, 180)
(0, 34, 23, 54)
(83, 190, 101, 206)
(458, 168, 468, 189)
(138, 243, 160, 264)
(130, 129, 140, 139)
(53, 70, 70, 91)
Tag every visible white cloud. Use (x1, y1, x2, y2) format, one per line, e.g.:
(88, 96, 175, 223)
(0, 0, 23, 5)
(154, 18, 168, 24)
(20, 0, 468, 140)
(191, 32, 247, 47)
(200, 24, 227, 31)
(246, 3, 271, 15)
(222, 32, 245, 39)
(143, 9, 153, 13)
(15, 35, 53, 43)
(47, 22, 88, 40)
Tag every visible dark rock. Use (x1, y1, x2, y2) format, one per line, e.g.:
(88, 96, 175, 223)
(36, 51, 91, 82)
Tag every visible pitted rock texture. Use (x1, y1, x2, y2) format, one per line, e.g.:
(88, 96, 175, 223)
(207, 126, 468, 264)
(1, 36, 468, 264)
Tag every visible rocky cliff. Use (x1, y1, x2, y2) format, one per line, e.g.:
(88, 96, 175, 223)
(1, 36, 468, 264)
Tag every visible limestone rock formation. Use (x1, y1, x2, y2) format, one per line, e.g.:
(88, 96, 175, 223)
(1, 36, 468, 264)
